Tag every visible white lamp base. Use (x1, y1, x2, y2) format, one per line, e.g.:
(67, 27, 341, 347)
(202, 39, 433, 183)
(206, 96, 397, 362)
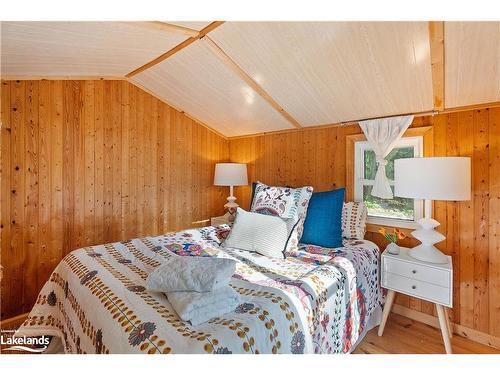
(408, 211, 448, 264)
(224, 191, 239, 222)
(408, 244, 448, 264)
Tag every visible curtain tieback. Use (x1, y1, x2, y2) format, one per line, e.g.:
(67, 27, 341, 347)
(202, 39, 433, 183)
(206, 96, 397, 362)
(376, 157, 388, 167)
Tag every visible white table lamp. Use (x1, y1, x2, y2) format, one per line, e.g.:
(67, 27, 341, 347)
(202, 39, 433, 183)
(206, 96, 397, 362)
(395, 157, 471, 263)
(214, 163, 248, 221)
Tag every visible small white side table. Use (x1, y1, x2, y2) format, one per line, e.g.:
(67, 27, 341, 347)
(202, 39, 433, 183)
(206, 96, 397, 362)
(378, 246, 453, 354)
(210, 213, 231, 226)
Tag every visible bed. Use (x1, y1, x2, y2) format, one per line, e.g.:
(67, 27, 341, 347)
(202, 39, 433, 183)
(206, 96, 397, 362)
(16, 225, 383, 354)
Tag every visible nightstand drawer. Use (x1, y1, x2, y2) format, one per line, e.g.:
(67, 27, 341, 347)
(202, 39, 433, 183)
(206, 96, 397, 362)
(383, 257, 451, 288)
(382, 272, 451, 307)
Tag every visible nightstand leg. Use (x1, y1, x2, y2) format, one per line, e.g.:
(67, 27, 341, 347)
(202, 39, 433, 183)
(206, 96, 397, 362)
(436, 304, 453, 354)
(378, 290, 396, 336)
(444, 308, 453, 338)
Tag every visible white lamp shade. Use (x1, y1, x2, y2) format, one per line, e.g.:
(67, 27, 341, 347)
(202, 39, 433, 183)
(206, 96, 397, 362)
(214, 163, 248, 186)
(394, 157, 471, 201)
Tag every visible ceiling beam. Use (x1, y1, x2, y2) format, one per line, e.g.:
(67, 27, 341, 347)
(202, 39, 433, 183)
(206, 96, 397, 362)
(439, 100, 500, 114)
(121, 21, 199, 37)
(429, 21, 445, 111)
(229, 98, 500, 140)
(227, 109, 438, 140)
(125, 21, 225, 78)
(203, 36, 302, 129)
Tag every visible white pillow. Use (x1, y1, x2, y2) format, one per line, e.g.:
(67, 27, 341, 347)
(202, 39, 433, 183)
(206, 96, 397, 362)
(223, 208, 297, 259)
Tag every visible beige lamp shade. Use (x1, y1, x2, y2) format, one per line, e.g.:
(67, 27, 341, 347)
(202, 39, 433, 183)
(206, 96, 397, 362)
(394, 157, 471, 201)
(214, 163, 248, 186)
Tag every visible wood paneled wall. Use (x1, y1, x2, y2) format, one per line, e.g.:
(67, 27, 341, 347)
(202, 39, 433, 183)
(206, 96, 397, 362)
(0, 80, 229, 319)
(1, 79, 499, 342)
(229, 110, 500, 341)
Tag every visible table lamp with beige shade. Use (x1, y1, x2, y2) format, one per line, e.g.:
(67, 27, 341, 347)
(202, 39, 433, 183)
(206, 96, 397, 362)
(394, 157, 471, 264)
(214, 163, 248, 222)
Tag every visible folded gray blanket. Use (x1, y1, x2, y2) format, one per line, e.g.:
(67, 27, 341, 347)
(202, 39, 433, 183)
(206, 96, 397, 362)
(146, 254, 237, 293)
(167, 286, 241, 326)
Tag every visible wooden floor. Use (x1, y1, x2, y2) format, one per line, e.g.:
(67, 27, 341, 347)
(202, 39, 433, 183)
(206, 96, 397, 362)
(354, 313, 500, 354)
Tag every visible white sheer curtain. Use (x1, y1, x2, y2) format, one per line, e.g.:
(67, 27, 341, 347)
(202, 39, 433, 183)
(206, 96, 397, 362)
(359, 115, 414, 199)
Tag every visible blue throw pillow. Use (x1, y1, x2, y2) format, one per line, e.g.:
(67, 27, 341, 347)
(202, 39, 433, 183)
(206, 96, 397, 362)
(300, 188, 345, 248)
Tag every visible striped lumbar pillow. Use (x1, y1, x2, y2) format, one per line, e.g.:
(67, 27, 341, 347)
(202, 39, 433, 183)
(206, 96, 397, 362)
(223, 208, 297, 259)
(341, 201, 368, 239)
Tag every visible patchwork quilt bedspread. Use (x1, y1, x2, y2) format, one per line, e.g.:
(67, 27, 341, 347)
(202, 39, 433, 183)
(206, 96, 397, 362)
(17, 225, 383, 354)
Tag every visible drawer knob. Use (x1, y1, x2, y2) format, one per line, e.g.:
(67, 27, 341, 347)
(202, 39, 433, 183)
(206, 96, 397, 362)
(412, 270, 417, 274)
(411, 285, 416, 290)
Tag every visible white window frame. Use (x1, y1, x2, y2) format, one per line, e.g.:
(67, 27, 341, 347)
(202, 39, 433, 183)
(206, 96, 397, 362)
(354, 136, 424, 229)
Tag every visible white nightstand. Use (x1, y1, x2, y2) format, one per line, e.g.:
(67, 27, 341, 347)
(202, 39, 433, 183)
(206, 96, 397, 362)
(210, 213, 231, 226)
(378, 246, 453, 354)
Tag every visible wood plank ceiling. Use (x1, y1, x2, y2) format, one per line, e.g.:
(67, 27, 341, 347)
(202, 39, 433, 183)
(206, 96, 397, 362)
(166, 21, 212, 31)
(0, 22, 188, 77)
(445, 22, 500, 108)
(1, 21, 500, 136)
(209, 22, 434, 126)
(130, 40, 294, 137)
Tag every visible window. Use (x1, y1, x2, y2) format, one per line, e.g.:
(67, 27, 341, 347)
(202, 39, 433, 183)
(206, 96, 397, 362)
(354, 136, 424, 228)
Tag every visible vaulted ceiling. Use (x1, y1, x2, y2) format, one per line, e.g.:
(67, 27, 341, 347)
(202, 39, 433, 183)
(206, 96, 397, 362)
(2, 21, 499, 137)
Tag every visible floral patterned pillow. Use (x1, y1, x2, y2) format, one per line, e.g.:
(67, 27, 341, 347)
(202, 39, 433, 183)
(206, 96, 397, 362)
(250, 182, 313, 253)
(341, 201, 368, 239)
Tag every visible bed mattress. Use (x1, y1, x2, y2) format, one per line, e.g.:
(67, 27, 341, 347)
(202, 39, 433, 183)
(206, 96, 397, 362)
(16, 225, 383, 354)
